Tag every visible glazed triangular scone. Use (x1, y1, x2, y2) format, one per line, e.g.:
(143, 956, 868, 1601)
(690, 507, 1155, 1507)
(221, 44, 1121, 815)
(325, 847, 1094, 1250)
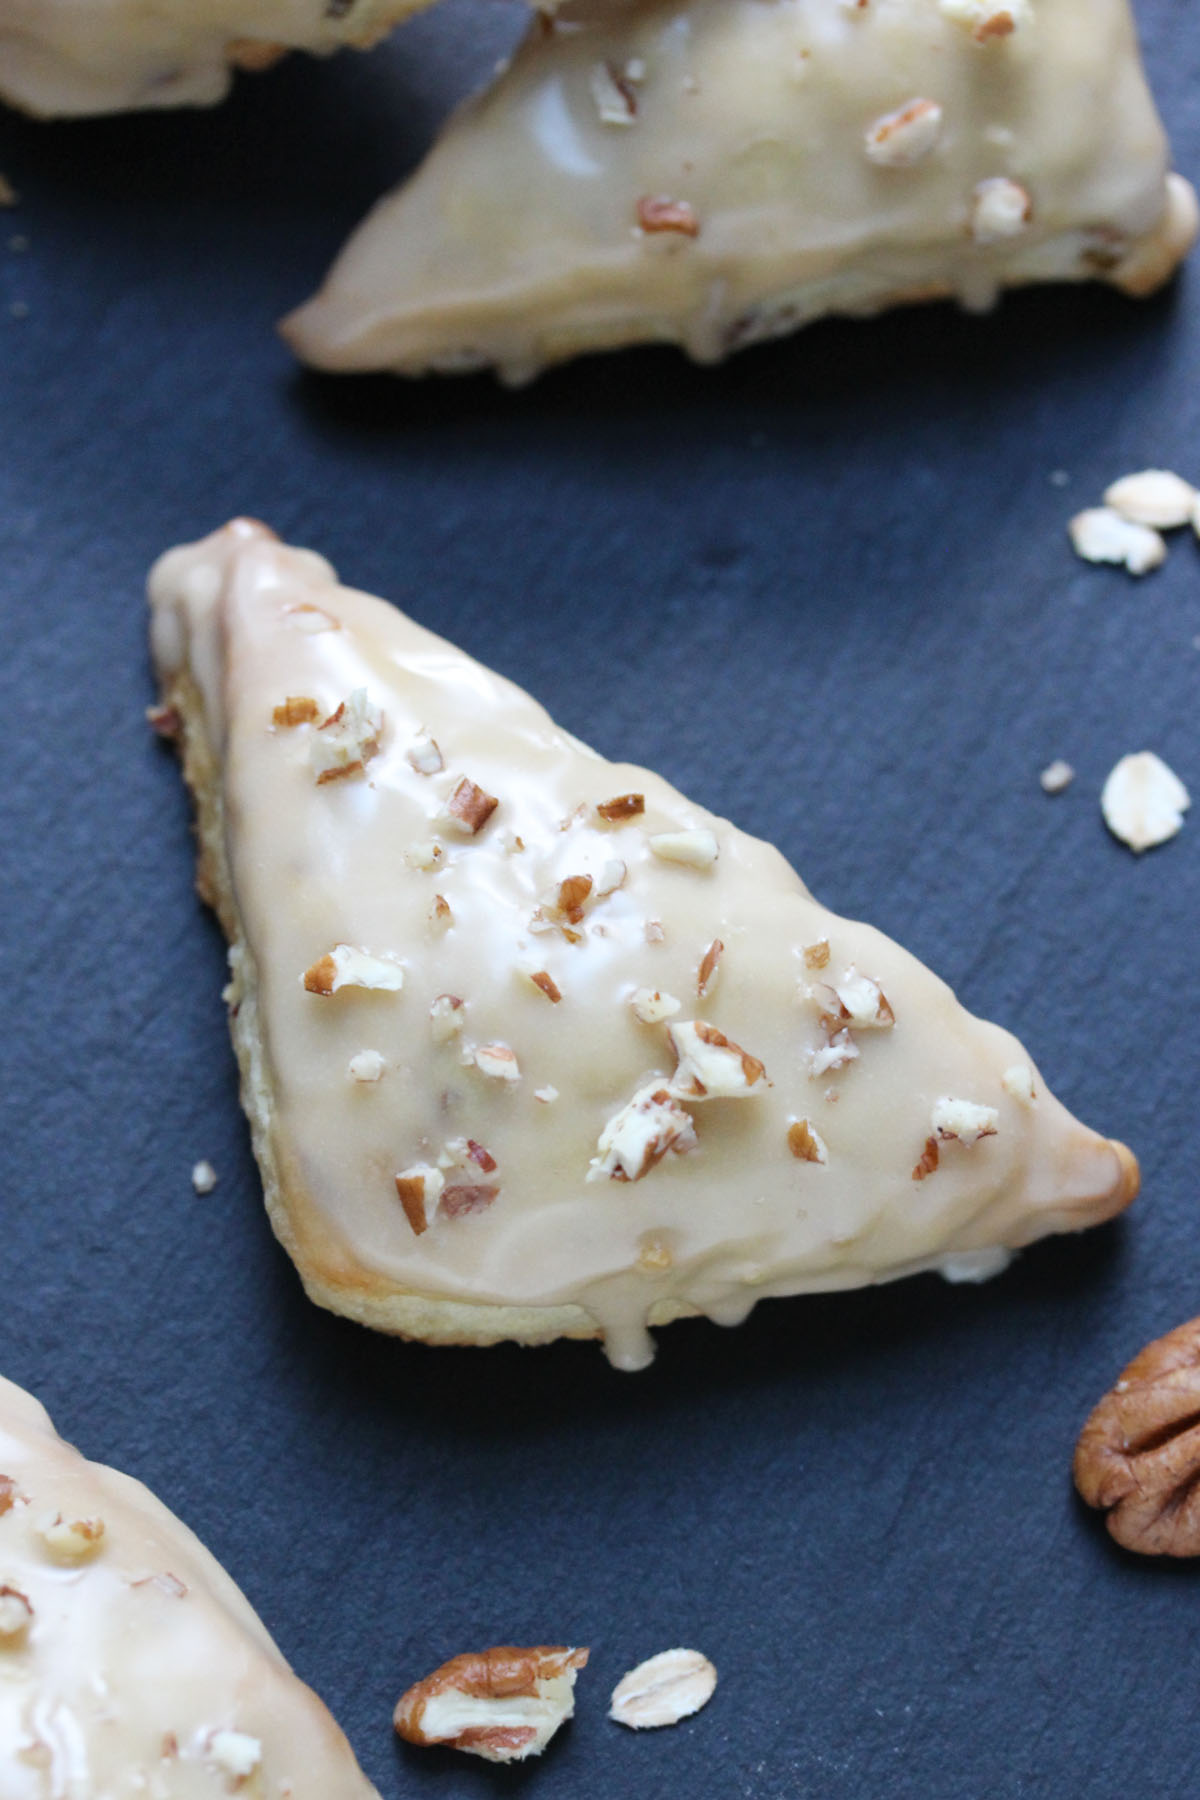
(0, 1372, 379, 1796)
(0, 0, 426, 117)
(150, 520, 1138, 1371)
(283, 0, 1197, 382)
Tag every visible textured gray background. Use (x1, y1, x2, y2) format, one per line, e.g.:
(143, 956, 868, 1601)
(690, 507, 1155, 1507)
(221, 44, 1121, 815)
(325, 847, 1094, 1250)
(1, 2, 1199, 1793)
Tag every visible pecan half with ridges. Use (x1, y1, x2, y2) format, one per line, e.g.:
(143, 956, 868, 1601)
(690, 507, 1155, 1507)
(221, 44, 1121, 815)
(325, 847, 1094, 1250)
(1074, 1316, 1200, 1555)
(395, 1645, 588, 1763)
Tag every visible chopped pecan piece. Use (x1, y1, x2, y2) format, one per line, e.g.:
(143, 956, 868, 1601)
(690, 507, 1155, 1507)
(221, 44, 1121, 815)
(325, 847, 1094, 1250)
(802, 939, 830, 970)
(395, 1646, 588, 1763)
(440, 1184, 500, 1218)
(911, 1136, 940, 1181)
(0, 1474, 15, 1516)
(554, 874, 593, 922)
(637, 196, 700, 237)
(697, 939, 723, 997)
(597, 793, 645, 822)
(668, 1021, 766, 1098)
(1074, 1316, 1200, 1555)
(588, 1085, 698, 1183)
(395, 1165, 444, 1235)
(302, 945, 404, 996)
(273, 695, 319, 727)
(787, 1120, 828, 1164)
(530, 971, 562, 1004)
(0, 1585, 32, 1640)
(311, 689, 381, 783)
(445, 777, 498, 835)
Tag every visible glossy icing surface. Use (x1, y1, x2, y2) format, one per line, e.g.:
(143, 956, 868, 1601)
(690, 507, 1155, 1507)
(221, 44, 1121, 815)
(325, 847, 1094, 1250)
(150, 522, 1136, 1370)
(284, 0, 1195, 381)
(0, 1372, 379, 1797)
(0, 0, 420, 117)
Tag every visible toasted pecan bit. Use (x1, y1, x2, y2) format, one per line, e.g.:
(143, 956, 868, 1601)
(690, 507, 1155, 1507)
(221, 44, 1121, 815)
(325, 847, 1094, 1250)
(146, 701, 182, 739)
(0, 1475, 16, 1517)
(312, 688, 382, 783)
(395, 1164, 444, 1236)
(430, 994, 465, 1044)
(697, 939, 723, 997)
(395, 1646, 588, 1763)
(637, 1235, 673, 1273)
(911, 1135, 940, 1181)
(787, 1119, 828, 1164)
(273, 695, 320, 727)
(556, 874, 594, 922)
(669, 1020, 766, 1097)
(932, 1096, 998, 1144)
(1074, 1315, 1200, 1555)
(637, 195, 700, 237)
(0, 1586, 33, 1641)
(974, 8, 1015, 37)
(802, 939, 831, 970)
(474, 1043, 521, 1082)
(405, 733, 444, 775)
(590, 59, 638, 125)
(466, 1139, 498, 1174)
(630, 987, 681, 1025)
(816, 969, 895, 1031)
(440, 1183, 500, 1219)
(430, 895, 453, 928)
(597, 793, 646, 822)
(446, 777, 499, 835)
(531, 971, 563, 1004)
(808, 1028, 859, 1078)
(588, 1085, 698, 1183)
(303, 953, 338, 996)
(864, 97, 943, 167)
(38, 1513, 105, 1562)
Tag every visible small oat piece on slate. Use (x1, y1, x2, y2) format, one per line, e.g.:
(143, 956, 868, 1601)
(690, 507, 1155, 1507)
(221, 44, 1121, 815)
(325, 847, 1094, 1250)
(1100, 751, 1190, 853)
(609, 1648, 717, 1730)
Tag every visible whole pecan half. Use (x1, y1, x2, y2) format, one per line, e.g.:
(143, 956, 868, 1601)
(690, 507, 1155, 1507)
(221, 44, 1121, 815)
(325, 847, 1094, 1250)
(395, 1645, 588, 1763)
(1074, 1315, 1200, 1555)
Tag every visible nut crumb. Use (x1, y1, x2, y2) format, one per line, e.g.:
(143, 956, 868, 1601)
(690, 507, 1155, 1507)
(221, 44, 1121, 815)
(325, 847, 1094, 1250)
(609, 1648, 717, 1730)
(395, 1646, 588, 1763)
(530, 971, 562, 1003)
(645, 920, 666, 943)
(865, 98, 943, 167)
(474, 1043, 521, 1082)
(191, 1159, 217, 1195)
(787, 1119, 828, 1164)
(405, 840, 444, 871)
(145, 702, 181, 739)
(649, 829, 718, 869)
(669, 1020, 766, 1097)
(911, 1135, 940, 1181)
(311, 689, 382, 782)
(395, 1164, 445, 1235)
(932, 1095, 999, 1144)
(303, 944, 404, 995)
(1039, 759, 1075, 795)
(1101, 751, 1190, 853)
(636, 1235, 673, 1273)
(697, 939, 723, 997)
(405, 732, 444, 775)
(802, 939, 830, 970)
(208, 1732, 262, 1781)
(630, 987, 681, 1024)
(38, 1513, 105, 1563)
(0, 1586, 32, 1640)
(445, 777, 499, 835)
(430, 994, 465, 1044)
(535, 1085, 559, 1104)
(808, 1029, 859, 1078)
(1001, 1063, 1036, 1104)
(1069, 507, 1166, 576)
(429, 895, 453, 929)
(588, 1084, 698, 1182)
(273, 695, 319, 727)
(590, 60, 638, 125)
(637, 195, 700, 236)
(597, 793, 645, 822)
(970, 177, 1032, 244)
(348, 1050, 385, 1083)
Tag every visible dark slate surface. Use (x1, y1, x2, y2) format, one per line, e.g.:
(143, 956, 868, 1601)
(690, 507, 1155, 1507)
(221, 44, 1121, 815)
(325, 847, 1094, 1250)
(1, 4, 1199, 1794)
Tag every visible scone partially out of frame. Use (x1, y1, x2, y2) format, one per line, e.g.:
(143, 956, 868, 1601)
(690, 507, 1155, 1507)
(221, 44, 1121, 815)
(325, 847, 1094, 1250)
(284, 0, 1197, 383)
(149, 519, 1138, 1371)
(0, 1371, 379, 1797)
(0, 0, 425, 118)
